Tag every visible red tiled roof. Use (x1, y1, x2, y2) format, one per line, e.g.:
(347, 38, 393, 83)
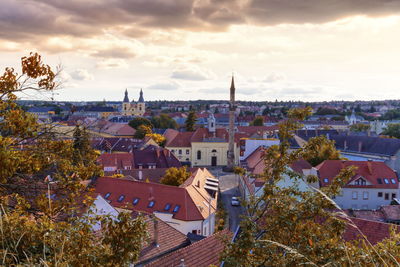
(97, 153, 134, 169)
(343, 217, 400, 245)
(138, 216, 190, 264)
(166, 131, 194, 147)
(237, 125, 279, 135)
(133, 146, 182, 169)
(290, 159, 312, 174)
(94, 177, 204, 221)
(316, 160, 399, 189)
(145, 229, 231, 267)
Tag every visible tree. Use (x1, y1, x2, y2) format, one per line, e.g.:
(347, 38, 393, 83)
(302, 135, 342, 166)
(160, 167, 191, 186)
(146, 133, 166, 146)
(382, 123, 400, 139)
(185, 111, 197, 131)
(349, 123, 370, 132)
(0, 53, 147, 265)
(221, 107, 400, 266)
(151, 113, 177, 129)
(134, 124, 152, 139)
(128, 117, 153, 130)
(251, 116, 264, 126)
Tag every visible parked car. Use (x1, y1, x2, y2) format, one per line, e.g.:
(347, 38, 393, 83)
(231, 196, 240, 206)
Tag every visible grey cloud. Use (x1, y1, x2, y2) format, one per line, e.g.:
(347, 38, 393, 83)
(2, 0, 400, 51)
(91, 49, 136, 59)
(70, 69, 94, 81)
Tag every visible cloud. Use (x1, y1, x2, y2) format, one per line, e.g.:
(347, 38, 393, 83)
(171, 66, 215, 81)
(147, 81, 181, 90)
(70, 69, 94, 81)
(264, 73, 286, 83)
(96, 59, 129, 69)
(91, 48, 136, 59)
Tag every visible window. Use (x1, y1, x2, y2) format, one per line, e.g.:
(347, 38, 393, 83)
(392, 193, 397, 199)
(132, 198, 140, 205)
(323, 178, 329, 183)
(164, 203, 171, 211)
(385, 193, 389, 200)
(363, 192, 369, 200)
(148, 201, 155, 208)
(173, 205, 180, 213)
(378, 192, 383, 198)
(384, 178, 389, 184)
(171, 149, 175, 153)
(391, 178, 396, 184)
(212, 149, 217, 153)
(179, 149, 182, 155)
(117, 195, 125, 202)
(197, 150, 201, 160)
(352, 191, 358, 200)
(377, 178, 383, 184)
(104, 193, 111, 199)
(355, 178, 366, 185)
(186, 149, 190, 155)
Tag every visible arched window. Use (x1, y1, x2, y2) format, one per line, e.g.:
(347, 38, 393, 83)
(212, 149, 217, 153)
(197, 150, 201, 160)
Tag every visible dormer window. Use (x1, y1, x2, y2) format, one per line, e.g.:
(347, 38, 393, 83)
(323, 178, 329, 183)
(164, 203, 171, 211)
(384, 178, 390, 184)
(377, 178, 383, 184)
(148, 201, 155, 208)
(104, 193, 111, 199)
(355, 178, 366, 185)
(117, 195, 125, 202)
(132, 198, 140, 205)
(391, 178, 396, 184)
(173, 205, 180, 213)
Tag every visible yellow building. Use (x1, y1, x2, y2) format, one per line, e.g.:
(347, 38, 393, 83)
(164, 115, 240, 167)
(121, 89, 145, 116)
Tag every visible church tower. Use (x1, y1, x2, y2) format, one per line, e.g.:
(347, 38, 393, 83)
(208, 113, 216, 133)
(122, 89, 130, 116)
(137, 89, 145, 115)
(227, 76, 236, 170)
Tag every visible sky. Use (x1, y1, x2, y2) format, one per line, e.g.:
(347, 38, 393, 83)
(1, 0, 400, 102)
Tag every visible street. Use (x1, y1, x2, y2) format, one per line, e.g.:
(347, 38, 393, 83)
(210, 168, 245, 232)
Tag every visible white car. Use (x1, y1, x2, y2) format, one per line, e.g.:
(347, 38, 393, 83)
(231, 196, 240, 206)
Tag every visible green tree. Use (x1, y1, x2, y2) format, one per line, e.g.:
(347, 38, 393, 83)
(302, 135, 342, 166)
(382, 123, 400, 138)
(221, 107, 400, 266)
(350, 123, 370, 132)
(160, 166, 191, 186)
(128, 117, 153, 130)
(250, 116, 264, 126)
(151, 113, 177, 129)
(185, 111, 197, 131)
(0, 53, 147, 265)
(134, 124, 152, 139)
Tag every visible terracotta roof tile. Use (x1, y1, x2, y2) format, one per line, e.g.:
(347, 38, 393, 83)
(316, 160, 399, 189)
(145, 229, 231, 267)
(94, 177, 204, 221)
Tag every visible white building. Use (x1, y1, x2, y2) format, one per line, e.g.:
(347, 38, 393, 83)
(313, 160, 400, 210)
(94, 168, 218, 236)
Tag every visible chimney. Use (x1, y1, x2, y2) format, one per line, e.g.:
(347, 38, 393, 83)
(156, 149, 160, 158)
(179, 259, 186, 267)
(152, 215, 159, 247)
(358, 141, 362, 152)
(367, 160, 373, 175)
(138, 170, 143, 180)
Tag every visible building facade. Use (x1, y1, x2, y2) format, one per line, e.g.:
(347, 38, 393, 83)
(121, 89, 145, 116)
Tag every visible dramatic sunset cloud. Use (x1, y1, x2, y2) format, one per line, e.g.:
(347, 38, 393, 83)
(1, 0, 400, 101)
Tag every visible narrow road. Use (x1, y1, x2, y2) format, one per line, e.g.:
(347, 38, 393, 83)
(211, 169, 245, 232)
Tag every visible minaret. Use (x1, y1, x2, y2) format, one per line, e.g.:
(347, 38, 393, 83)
(227, 76, 236, 170)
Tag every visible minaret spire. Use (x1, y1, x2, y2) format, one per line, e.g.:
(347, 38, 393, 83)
(227, 75, 236, 171)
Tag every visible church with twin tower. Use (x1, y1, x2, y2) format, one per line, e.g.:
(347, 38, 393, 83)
(121, 89, 146, 116)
